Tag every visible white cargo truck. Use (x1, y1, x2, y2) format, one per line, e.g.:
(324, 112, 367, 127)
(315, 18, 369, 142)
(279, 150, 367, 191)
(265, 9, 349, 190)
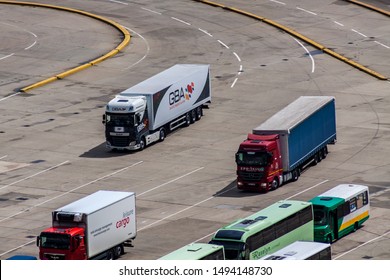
(103, 64, 211, 150)
(37, 190, 136, 260)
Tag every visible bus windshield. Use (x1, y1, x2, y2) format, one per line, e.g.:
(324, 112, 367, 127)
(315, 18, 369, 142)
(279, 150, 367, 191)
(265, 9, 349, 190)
(209, 240, 245, 260)
(313, 206, 328, 226)
(106, 113, 135, 127)
(236, 151, 270, 166)
(40, 233, 70, 250)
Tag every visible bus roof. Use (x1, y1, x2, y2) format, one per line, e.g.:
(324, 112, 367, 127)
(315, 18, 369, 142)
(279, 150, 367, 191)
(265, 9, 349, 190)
(212, 200, 312, 241)
(310, 184, 368, 209)
(260, 241, 330, 260)
(159, 243, 223, 260)
(318, 184, 368, 199)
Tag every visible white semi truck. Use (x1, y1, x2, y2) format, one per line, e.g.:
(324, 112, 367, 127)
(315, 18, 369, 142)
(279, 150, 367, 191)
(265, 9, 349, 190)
(103, 64, 211, 150)
(37, 190, 136, 260)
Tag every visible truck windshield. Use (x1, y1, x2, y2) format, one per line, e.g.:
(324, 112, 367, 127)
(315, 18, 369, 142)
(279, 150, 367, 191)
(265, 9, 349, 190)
(236, 151, 270, 166)
(40, 233, 70, 250)
(313, 206, 328, 226)
(106, 113, 134, 127)
(209, 240, 245, 260)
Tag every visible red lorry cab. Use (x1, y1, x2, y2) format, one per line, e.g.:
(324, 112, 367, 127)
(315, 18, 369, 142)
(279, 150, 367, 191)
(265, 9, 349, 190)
(236, 134, 283, 191)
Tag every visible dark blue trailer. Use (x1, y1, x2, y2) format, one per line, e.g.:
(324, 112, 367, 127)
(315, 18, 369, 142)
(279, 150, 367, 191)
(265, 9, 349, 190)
(251, 96, 336, 184)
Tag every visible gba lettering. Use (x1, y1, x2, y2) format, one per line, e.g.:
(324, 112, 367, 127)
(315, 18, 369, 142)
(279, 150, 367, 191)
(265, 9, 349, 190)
(169, 82, 195, 105)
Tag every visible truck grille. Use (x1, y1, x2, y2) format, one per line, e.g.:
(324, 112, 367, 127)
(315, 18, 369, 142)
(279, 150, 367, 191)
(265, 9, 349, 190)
(44, 253, 66, 260)
(238, 171, 264, 181)
(111, 136, 130, 147)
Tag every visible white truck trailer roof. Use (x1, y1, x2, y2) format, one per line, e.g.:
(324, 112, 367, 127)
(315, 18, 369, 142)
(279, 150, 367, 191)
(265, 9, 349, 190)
(120, 64, 210, 95)
(56, 190, 135, 214)
(254, 96, 335, 133)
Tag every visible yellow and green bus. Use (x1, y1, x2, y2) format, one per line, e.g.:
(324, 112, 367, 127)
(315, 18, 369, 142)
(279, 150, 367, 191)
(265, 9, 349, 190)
(310, 184, 370, 243)
(159, 243, 225, 260)
(209, 200, 314, 260)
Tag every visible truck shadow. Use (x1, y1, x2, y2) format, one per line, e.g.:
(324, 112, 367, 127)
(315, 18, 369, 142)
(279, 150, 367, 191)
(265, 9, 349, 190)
(214, 180, 265, 198)
(79, 142, 137, 158)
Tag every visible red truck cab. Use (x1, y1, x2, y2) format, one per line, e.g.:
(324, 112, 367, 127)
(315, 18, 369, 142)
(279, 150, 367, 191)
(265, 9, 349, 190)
(37, 227, 86, 260)
(236, 134, 283, 192)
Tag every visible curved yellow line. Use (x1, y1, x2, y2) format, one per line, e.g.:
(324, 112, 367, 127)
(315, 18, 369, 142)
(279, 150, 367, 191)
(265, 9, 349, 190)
(0, 1, 131, 92)
(192, 0, 388, 80)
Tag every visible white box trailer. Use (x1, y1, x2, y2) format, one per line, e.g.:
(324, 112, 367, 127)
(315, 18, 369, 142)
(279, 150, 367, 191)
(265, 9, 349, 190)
(37, 190, 136, 260)
(103, 64, 211, 150)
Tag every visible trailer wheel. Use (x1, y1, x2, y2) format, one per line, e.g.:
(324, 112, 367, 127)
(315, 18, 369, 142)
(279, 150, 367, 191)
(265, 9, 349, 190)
(196, 106, 202, 120)
(190, 109, 197, 124)
(322, 146, 328, 159)
(312, 153, 319, 166)
(184, 113, 191, 127)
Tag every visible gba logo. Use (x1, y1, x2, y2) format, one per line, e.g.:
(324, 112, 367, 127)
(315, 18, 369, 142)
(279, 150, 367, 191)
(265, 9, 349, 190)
(169, 82, 195, 106)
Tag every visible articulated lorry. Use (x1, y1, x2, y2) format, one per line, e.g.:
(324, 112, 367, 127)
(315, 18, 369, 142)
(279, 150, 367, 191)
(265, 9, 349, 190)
(37, 190, 136, 260)
(236, 96, 336, 192)
(103, 64, 211, 150)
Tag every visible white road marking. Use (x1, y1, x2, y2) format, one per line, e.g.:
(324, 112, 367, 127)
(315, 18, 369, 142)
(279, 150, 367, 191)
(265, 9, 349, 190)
(352, 29, 368, 38)
(0, 161, 70, 191)
(171, 17, 191, 25)
(296, 7, 317, 16)
(141, 7, 162, 15)
(217, 40, 230, 49)
(292, 37, 316, 73)
(0, 161, 143, 223)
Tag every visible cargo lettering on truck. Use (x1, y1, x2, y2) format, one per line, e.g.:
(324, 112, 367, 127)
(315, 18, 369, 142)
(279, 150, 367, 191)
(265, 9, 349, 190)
(116, 209, 134, 229)
(169, 82, 195, 110)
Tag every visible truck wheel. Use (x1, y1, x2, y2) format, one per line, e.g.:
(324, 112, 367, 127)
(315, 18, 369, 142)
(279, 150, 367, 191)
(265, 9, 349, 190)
(271, 178, 279, 190)
(159, 128, 166, 142)
(196, 106, 202, 120)
(106, 249, 114, 260)
(113, 245, 123, 259)
(139, 137, 146, 151)
(190, 109, 197, 123)
(292, 168, 300, 181)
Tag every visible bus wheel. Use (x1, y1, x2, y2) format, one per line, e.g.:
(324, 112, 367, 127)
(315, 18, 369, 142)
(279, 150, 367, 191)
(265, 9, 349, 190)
(327, 235, 333, 244)
(353, 222, 359, 232)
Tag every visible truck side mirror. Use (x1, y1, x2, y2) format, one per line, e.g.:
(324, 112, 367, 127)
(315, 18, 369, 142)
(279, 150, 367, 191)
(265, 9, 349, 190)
(102, 114, 106, 124)
(136, 113, 141, 124)
(36, 236, 40, 247)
